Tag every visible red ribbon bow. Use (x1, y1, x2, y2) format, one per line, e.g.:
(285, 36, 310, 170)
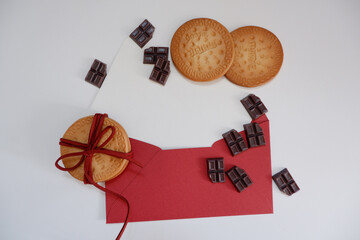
(55, 113, 141, 239)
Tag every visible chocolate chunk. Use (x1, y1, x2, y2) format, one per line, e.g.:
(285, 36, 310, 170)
(226, 166, 253, 192)
(241, 94, 268, 120)
(143, 47, 169, 64)
(272, 168, 300, 196)
(85, 59, 107, 88)
(149, 58, 170, 85)
(244, 123, 266, 148)
(222, 129, 248, 156)
(207, 158, 225, 183)
(129, 19, 155, 48)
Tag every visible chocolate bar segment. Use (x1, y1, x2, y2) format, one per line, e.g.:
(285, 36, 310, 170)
(143, 47, 169, 64)
(272, 168, 300, 196)
(244, 123, 266, 148)
(149, 58, 171, 85)
(226, 166, 252, 192)
(129, 19, 155, 48)
(241, 94, 268, 120)
(222, 129, 248, 156)
(207, 158, 225, 183)
(85, 59, 107, 88)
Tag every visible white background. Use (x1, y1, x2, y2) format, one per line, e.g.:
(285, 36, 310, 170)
(1, 0, 360, 239)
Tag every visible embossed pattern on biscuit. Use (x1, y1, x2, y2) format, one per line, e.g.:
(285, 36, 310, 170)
(171, 18, 234, 81)
(60, 116, 131, 182)
(225, 26, 283, 87)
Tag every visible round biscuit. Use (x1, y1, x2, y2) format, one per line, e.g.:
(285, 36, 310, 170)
(225, 26, 283, 87)
(171, 18, 234, 81)
(60, 116, 131, 182)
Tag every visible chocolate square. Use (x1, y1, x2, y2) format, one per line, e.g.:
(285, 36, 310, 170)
(222, 129, 248, 156)
(149, 58, 170, 85)
(207, 158, 225, 183)
(85, 59, 107, 88)
(244, 123, 266, 148)
(272, 168, 300, 196)
(241, 94, 268, 120)
(129, 19, 155, 48)
(143, 47, 169, 64)
(226, 166, 253, 192)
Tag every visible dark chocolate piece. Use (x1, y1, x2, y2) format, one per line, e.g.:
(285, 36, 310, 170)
(244, 123, 266, 148)
(129, 19, 155, 48)
(222, 129, 248, 156)
(272, 168, 300, 196)
(85, 59, 107, 88)
(143, 47, 169, 64)
(207, 158, 225, 183)
(241, 94, 268, 120)
(149, 58, 170, 85)
(226, 166, 253, 192)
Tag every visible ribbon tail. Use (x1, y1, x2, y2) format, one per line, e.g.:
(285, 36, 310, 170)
(85, 173, 130, 240)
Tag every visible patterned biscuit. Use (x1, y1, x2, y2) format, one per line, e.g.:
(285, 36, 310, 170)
(171, 18, 234, 81)
(225, 26, 283, 87)
(60, 116, 131, 182)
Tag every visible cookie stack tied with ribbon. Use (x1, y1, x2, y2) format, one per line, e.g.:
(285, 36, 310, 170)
(59, 114, 131, 182)
(55, 113, 142, 240)
(171, 18, 283, 87)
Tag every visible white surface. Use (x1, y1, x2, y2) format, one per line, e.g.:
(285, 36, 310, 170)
(1, 0, 360, 240)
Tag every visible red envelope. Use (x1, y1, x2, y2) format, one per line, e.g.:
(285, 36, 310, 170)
(105, 115, 272, 223)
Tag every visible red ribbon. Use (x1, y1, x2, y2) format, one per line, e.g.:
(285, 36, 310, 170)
(55, 113, 141, 239)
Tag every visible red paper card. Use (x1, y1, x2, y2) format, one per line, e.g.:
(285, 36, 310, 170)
(105, 115, 272, 223)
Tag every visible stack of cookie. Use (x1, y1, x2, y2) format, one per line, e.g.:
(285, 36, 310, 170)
(60, 115, 131, 182)
(170, 18, 283, 87)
